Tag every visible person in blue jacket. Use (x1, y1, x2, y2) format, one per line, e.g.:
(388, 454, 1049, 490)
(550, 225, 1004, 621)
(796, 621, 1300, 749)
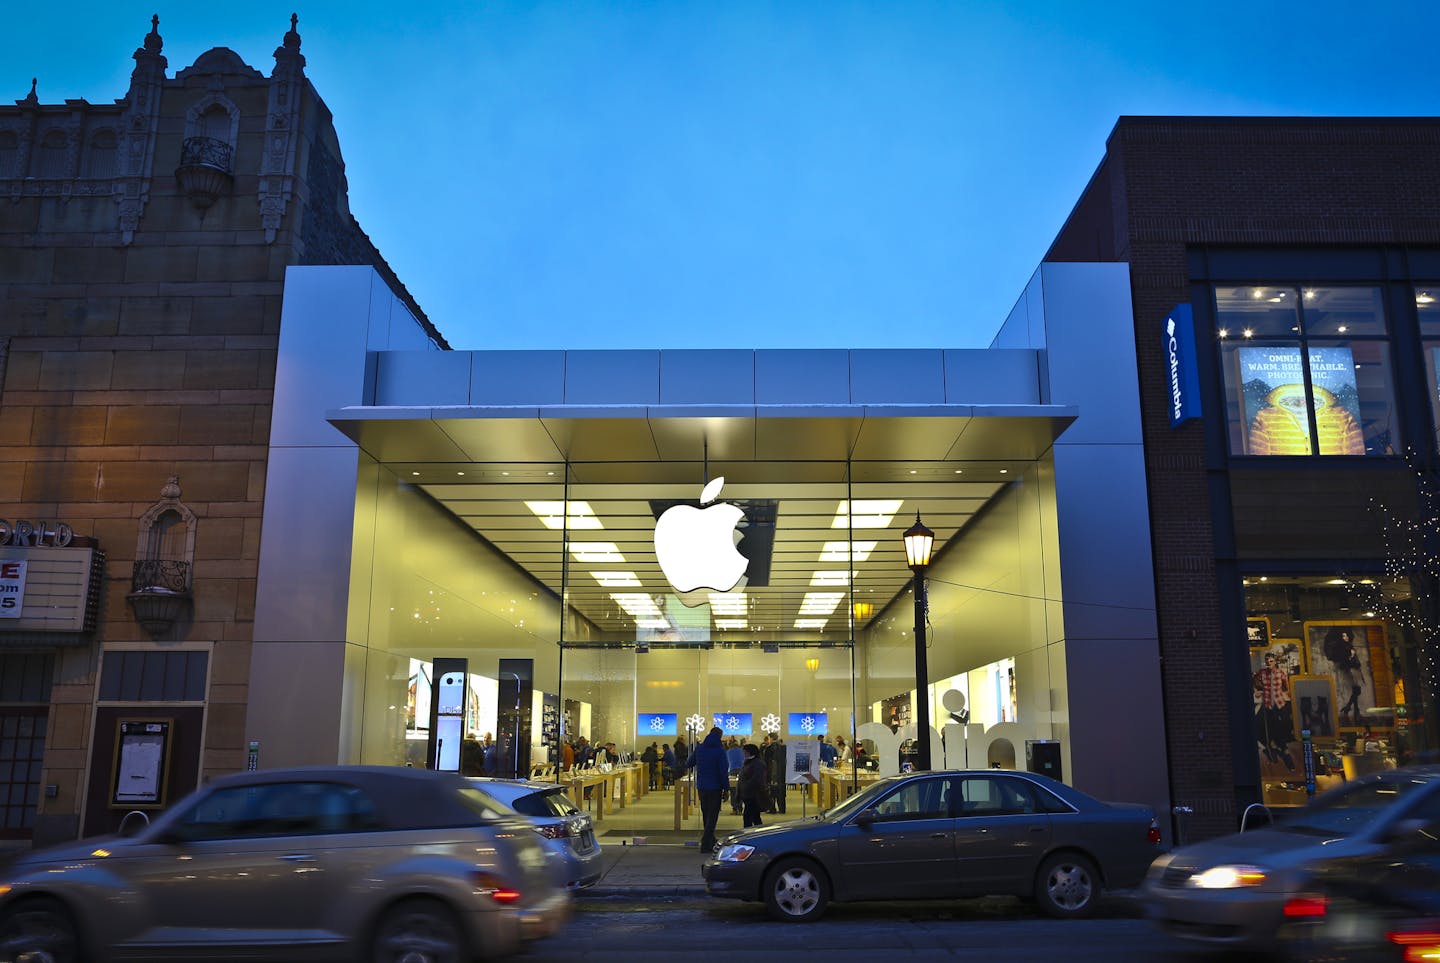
(661, 743, 678, 787)
(691, 727, 731, 854)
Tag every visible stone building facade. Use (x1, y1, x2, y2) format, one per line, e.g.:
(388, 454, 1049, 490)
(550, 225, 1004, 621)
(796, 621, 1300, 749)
(0, 17, 443, 845)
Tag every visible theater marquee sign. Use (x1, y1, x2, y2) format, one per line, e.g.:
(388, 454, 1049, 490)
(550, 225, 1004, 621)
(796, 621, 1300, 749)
(0, 519, 103, 638)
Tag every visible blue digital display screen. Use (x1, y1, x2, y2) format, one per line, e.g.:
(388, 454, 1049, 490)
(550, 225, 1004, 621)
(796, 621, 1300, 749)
(712, 712, 753, 736)
(788, 712, 828, 736)
(638, 712, 678, 737)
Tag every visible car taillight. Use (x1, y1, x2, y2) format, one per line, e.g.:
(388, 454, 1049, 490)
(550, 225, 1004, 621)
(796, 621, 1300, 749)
(1147, 817, 1162, 846)
(1388, 928, 1440, 963)
(1282, 895, 1328, 919)
(533, 822, 577, 839)
(473, 871, 522, 904)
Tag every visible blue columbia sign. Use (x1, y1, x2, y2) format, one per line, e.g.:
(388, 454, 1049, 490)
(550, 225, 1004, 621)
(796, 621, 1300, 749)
(1164, 304, 1201, 427)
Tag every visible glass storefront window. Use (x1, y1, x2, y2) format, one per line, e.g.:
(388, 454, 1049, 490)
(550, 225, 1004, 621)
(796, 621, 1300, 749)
(1243, 575, 1430, 809)
(1216, 286, 1397, 456)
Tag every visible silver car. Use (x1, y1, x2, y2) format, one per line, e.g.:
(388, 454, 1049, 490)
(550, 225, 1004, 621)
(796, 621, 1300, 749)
(0, 766, 570, 962)
(1144, 766, 1440, 949)
(468, 778, 603, 890)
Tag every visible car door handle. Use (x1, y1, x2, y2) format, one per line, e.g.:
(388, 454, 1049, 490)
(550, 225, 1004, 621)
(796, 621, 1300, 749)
(278, 853, 316, 862)
(930, 833, 947, 839)
(1028, 827, 1046, 833)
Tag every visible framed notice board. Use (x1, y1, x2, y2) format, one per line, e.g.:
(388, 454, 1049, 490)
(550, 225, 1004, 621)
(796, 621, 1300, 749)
(110, 719, 173, 809)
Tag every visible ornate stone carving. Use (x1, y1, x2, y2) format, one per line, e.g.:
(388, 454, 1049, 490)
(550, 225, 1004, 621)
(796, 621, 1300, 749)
(113, 15, 166, 244)
(259, 14, 305, 243)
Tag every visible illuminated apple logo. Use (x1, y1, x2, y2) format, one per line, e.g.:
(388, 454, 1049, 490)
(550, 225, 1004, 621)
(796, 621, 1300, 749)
(654, 477, 748, 593)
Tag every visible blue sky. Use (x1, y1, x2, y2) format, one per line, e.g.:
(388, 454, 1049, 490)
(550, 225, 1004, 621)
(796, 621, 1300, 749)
(12, 2, 1440, 349)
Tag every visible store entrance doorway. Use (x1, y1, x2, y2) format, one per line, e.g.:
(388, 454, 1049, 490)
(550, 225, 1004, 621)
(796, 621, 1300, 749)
(559, 640, 853, 838)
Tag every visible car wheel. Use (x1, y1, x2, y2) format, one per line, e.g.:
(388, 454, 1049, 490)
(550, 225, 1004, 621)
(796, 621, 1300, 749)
(1034, 852, 1100, 919)
(371, 898, 467, 963)
(0, 896, 83, 963)
(763, 857, 830, 923)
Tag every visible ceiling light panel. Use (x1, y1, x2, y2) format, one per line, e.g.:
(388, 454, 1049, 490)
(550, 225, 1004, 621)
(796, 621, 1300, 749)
(569, 543, 626, 563)
(525, 501, 602, 530)
(799, 592, 844, 615)
(810, 571, 856, 586)
(794, 618, 829, 629)
(832, 500, 903, 529)
(819, 541, 876, 562)
(591, 572, 642, 587)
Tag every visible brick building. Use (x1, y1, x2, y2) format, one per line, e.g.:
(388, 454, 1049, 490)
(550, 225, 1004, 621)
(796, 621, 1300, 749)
(1045, 117, 1440, 838)
(0, 16, 442, 844)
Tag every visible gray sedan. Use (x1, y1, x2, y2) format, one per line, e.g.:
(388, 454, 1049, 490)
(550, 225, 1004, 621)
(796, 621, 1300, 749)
(701, 769, 1161, 922)
(1143, 766, 1440, 950)
(0, 766, 570, 962)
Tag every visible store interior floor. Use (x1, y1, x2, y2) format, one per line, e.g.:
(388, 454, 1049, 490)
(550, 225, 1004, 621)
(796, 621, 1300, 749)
(586, 783, 819, 844)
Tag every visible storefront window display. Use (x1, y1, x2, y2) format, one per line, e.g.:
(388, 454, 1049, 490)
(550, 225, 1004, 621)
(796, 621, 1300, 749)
(1243, 575, 1430, 808)
(348, 451, 1069, 803)
(1216, 286, 1397, 457)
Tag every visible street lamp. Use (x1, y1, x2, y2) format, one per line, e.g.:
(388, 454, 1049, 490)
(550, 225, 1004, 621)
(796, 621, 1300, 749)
(903, 512, 935, 770)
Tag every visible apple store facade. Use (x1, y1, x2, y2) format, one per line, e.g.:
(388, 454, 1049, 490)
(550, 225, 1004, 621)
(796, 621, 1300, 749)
(247, 262, 1170, 824)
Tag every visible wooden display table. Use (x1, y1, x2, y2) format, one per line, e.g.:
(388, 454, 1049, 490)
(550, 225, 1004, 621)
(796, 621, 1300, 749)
(818, 767, 884, 808)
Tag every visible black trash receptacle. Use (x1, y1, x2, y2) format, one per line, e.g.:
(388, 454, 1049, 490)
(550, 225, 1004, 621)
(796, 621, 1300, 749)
(1025, 739, 1062, 782)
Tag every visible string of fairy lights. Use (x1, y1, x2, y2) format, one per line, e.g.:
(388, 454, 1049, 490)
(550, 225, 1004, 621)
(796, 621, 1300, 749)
(1361, 448, 1440, 707)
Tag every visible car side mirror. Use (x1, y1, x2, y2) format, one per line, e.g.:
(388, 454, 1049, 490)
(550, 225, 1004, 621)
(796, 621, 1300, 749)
(855, 808, 879, 827)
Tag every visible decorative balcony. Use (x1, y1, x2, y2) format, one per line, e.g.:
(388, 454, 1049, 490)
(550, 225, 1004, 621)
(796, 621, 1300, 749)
(128, 559, 192, 633)
(175, 136, 234, 209)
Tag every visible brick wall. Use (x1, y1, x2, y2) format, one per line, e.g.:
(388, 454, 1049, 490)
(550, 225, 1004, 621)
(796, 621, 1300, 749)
(1050, 117, 1440, 838)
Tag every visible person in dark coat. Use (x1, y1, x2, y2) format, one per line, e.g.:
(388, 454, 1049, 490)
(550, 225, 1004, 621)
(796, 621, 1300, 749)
(673, 737, 690, 770)
(736, 743, 769, 828)
(641, 742, 659, 790)
(692, 727, 731, 853)
(661, 743, 678, 787)
(727, 738, 745, 814)
(763, 735, 787, 813)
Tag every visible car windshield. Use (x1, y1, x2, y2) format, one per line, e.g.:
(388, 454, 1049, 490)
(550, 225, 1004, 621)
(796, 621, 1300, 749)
(1282, 775, 1434, 837)
(511, 788, 581, 819)
(823, 776, 906, 822)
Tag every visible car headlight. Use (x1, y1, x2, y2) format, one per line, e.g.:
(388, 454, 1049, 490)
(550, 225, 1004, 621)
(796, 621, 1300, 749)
(715, 844, 756, 862)
(1187, 864, 1268, 889)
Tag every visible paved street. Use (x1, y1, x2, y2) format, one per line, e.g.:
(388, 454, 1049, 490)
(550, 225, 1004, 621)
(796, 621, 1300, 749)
(523, 896, 1223, 962)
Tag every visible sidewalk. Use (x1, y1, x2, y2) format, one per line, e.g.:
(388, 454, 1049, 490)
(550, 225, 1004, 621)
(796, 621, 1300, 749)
(585, 840, 710, 898)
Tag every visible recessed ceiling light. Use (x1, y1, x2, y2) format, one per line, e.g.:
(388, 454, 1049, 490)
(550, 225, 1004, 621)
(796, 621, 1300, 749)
(412, 471, 420, 476)
(954, 469, 963, 474)
(1000, 469, 1008, 474)
(794, 618, 828, 630)
(502, 471, 509, 476)
(909, 469, 917, 474)
(1418, 292, 1435, 305)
